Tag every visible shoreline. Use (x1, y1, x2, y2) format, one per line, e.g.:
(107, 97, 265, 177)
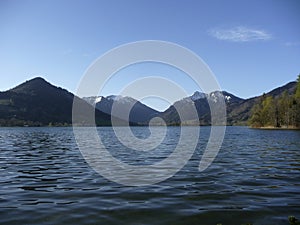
(1, 125, 299, 130)
(250, 126, 300, 130)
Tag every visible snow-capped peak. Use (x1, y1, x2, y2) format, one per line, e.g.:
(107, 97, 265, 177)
(191, 91, 206, 101)
(106, 95, 137, 104)
(117, 96, 137, 104)
(209, 91, 224, 103)
(82, 96, 104, 106)
(106, 95, 121, 101)
(95, 96, 103, 103)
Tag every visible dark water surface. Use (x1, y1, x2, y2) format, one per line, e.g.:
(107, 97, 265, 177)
(0, 126, 299, 225)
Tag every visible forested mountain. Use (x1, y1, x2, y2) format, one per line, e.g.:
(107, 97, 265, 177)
(0, 77, 113, 126)
(249, 76, 300, 128)
(227, 81, 297, 126)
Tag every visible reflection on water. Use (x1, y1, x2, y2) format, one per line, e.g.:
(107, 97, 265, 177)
(0, 126, 299, 224)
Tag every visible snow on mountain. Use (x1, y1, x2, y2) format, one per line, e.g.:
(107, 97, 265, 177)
(190, 91, 206, 101)
(84, 95, 137, 105)
(208, 91, 224, 103)
(106, 95, 120, 101)
(180, 91, 206, 103)
(95, 96, 102, 103)
(225, 95, 231, 102)
(207, 91, 235, 103)
(117, 96, 137, 104)
(82, 94, 159, 124)
(184, 91, 231, 103)
(82, 96, 102, 106)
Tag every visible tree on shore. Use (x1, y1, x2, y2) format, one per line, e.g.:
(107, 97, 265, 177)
(295, 75, 300, 127)
(249, 94, 276, 127)
(278, 91, 293, 127)
(249, 75, 300, 128)
(249, 99, 264, 127)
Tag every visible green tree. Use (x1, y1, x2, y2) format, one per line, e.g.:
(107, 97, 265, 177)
(295, 74, 300, 127)
(250, 74, 300, 128)
(249, 103, 263, 127)
(249, 94, 276, 127)
(295, 74, 300, 99)
(278, 90, 292, 127)
(261, 96, 276, 126)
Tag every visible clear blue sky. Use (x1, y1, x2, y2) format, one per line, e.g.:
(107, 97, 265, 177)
(0, 0, 299, 110)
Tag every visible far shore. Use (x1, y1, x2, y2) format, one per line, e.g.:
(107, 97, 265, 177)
(250, 126, 300, 130)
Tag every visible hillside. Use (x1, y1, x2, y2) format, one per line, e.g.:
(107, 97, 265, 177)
(0, 77, 112, 126)
(160, 81, 297, 126)
(227, 81, 297, 125)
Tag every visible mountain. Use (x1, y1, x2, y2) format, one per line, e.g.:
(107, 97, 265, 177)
(83, 95, 159, 124)
(160, 82, 297, 126)
(226, 81, 297, 125)
(0, 77, 297, 126)
(264, 81, 296, 97)
(161, 91, 243, 125)
(0, 77, 112, 126)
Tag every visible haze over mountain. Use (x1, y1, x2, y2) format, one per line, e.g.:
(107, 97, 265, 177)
(0, 77, 297, 126)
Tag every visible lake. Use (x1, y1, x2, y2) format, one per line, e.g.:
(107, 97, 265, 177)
(0, 126, 299, 225)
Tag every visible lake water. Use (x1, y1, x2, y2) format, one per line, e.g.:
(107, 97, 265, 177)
(0, 126, 299, 225)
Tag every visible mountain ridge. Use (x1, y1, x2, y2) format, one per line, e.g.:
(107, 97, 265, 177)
(0, 77, 113, 126)
(0, 77, 297, 126)
(83, 95, 159, 124)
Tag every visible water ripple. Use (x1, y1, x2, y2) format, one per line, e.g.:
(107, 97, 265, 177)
(0, 127, 299, 224)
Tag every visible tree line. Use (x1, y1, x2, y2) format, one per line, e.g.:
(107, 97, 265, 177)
(249, 75, 300, 128)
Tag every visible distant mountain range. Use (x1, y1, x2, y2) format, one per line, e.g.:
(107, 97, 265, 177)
(0, 77, 297, 126)
(83, 95, 159, 124)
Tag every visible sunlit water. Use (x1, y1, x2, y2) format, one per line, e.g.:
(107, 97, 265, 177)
(0, 126, 299, 225)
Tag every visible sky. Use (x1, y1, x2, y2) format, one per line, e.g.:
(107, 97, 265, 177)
(0, 0, 299, 111)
